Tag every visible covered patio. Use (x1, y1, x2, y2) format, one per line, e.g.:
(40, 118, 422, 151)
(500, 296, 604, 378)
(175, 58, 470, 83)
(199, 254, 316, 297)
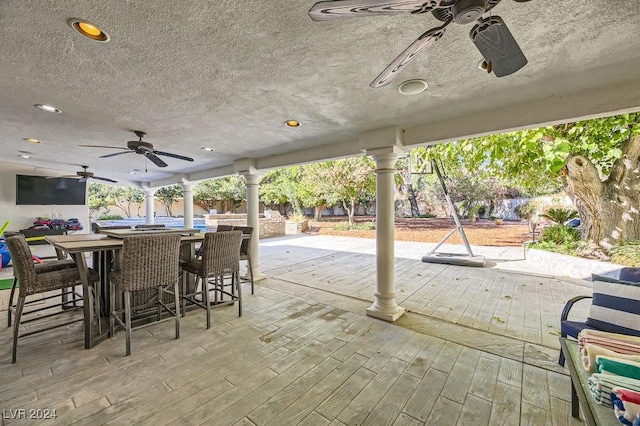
(0, 235, 589, 424)
(1, 1, 639, 424)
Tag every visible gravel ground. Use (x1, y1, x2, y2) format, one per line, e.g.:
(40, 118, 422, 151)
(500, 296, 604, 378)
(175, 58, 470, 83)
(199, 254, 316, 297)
(310, 217, 532, 247)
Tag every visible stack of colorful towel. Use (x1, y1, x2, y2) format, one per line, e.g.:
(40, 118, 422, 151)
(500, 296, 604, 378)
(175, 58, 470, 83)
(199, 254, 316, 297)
(579, 329, 640, 425)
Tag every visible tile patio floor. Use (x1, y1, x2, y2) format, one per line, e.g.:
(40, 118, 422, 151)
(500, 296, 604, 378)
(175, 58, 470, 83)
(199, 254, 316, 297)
(0, 235, 593, 425)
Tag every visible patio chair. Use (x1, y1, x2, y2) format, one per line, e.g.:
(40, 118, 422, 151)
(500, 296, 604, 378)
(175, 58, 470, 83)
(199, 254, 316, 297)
(216, 224, 235, 232)
(558, 268, 640, 366)
(5, 234, 100, 363)
(233, 226, 255, 294)
(182, 231, 243, 329)
(109, 234, 182, 356)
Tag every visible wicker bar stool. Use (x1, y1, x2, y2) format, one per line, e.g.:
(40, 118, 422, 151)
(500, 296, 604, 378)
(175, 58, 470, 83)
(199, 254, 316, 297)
(109, 234, 181, 356)
(6, 234, 100, 363)
(182, 231, 242, 329)
(233, 226, 255, 294)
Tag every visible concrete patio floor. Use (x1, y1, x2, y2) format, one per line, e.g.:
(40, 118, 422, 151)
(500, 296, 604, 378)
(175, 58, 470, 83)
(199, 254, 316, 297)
(0, 234, 593, 425)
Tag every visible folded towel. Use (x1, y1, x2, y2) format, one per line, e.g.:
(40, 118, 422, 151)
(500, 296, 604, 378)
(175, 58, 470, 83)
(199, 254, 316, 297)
(579, 329, 640, 354)
(588, 374, 640, 406)
(617, 388, 640, 406)
(611, 388, 640, 425)
(582, 344, 640, 373)
(596, 356, 640, 380)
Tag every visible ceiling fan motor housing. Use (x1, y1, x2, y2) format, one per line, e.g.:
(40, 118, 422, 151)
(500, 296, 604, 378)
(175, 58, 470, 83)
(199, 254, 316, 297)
(127, 140, 154, 152)
(452, 0, 487, 24)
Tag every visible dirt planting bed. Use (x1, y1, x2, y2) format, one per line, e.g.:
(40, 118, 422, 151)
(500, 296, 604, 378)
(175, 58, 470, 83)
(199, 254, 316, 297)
(309, 217, 531, 247)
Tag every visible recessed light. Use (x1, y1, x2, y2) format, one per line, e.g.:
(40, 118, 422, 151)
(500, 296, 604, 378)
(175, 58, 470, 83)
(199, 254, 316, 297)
(18, 154, 31, 159)
(398, 79, 429, 95)
(23, 138, 43, 144)
(35, 104, 61, 113)
(201, 147, 215, 152)
(128, 171, 136, 175)
(284, 120, 301, 128)
(69, 19, 110, 42)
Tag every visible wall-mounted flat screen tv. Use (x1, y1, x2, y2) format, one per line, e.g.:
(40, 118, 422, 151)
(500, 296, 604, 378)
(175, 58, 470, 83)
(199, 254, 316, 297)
(16, 175, 87, 205)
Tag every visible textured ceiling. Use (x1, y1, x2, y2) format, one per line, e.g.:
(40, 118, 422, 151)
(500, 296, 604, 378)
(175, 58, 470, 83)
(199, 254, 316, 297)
(1, 1, 640, 186)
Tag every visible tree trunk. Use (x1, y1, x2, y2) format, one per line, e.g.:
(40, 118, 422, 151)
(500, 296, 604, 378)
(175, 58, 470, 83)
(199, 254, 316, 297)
(345, 199, 355, 228)
(408, 183, 420, 217)
(565, 135, 640, 248)
(314, 203, 326, 221)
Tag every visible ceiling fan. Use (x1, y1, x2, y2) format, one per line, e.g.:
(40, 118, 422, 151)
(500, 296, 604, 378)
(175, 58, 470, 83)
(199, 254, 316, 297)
(308, 0, 531, 88)
(50, 165, 117, 183)
(79, 130, 195, 168)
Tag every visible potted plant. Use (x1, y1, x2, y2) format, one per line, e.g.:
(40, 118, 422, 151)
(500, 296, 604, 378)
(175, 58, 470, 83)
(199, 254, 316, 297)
(490, 215, 504, 225)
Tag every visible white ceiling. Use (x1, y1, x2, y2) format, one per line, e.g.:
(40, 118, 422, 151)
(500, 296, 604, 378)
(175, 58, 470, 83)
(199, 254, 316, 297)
(1, 0, 640, 187)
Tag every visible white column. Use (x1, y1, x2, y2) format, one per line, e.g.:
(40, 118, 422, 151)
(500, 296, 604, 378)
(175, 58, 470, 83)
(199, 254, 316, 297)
(366, 150, 405, 322)
(182, 182, 194, 229)
(145, 189, 155, 225)
(242, 173, 267, 281)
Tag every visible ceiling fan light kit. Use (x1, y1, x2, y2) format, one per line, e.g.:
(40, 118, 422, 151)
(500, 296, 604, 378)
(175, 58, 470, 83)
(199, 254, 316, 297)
(309, 0, 530, 87)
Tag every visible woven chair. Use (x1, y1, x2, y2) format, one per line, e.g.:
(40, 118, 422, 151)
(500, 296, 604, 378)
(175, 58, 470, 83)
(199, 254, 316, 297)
(109, 234, 182, 356)
(5, 234, 100, 363)
(182, 231, 242, 329)
(233, 226, 255, 294)
(216, 224, 234, 232)
(7, 257, 76, 326)
(134, 224, 166, 229)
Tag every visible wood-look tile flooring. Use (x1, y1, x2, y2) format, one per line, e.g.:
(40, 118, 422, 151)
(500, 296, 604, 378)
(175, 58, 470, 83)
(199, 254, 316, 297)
(0, 235, 592, 425)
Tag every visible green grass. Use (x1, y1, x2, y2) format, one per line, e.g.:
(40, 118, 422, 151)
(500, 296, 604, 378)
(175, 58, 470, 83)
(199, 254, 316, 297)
(0, 278, 15, 290)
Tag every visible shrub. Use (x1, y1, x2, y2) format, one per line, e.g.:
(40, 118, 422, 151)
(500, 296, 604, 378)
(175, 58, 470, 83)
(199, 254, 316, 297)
(97, 214, 123, 220)
(540, 224, 581, 244)
(332, 222, 375, 231)
(610, 241, 640, 267)
(540, 208, 578, 225)
(514, 200, 537, 220)
(287, 214, 307, 222)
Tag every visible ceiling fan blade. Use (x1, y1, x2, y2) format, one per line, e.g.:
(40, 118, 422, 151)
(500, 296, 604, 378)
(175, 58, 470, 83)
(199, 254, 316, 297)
(78, 145, 130, 150)
(153, 151, 195, 162)
(370, 22, 448, 88)
(309, 0, 437, 21)
(45, 175, 79, 179)
(93, 176, 118, 183)
(145, 153, 168, 168)
(100, 151, 134, 159)
(470, 16, 527, 77)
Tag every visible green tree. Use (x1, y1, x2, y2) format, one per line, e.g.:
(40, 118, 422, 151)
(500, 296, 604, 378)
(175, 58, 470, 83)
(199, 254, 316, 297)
(109, 187, 145, 218)
(314, 157, 376, 228)
(260, 168, 305, 216)
(299, 163, 339, 221)
(155, 185, 183, 217)
(88, 183, 111, 218)
(416, 112, 640, 247)
(194, 177, 246, 213)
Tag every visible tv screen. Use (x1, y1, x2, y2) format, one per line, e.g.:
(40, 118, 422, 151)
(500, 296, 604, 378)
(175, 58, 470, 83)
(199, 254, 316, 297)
(16, 175, 87, 205)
